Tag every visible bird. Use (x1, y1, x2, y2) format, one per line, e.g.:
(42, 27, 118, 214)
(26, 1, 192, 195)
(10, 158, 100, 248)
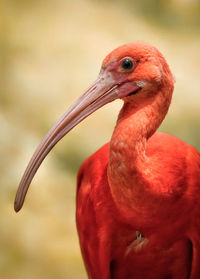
(14, 41, 200, 278)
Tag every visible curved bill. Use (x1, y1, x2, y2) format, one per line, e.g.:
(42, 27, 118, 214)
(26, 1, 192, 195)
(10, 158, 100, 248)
(14, 71, 119, 212)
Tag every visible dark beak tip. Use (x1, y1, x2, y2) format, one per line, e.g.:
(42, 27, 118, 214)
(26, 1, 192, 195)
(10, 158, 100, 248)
(14, 200, 21, 213)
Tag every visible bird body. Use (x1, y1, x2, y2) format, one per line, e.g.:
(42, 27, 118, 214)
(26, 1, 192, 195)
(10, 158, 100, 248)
(77, 132, 200, 278)
(15, 42, 200, 278)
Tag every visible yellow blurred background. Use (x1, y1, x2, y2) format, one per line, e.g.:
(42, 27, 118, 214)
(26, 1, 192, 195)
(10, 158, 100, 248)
(1, 0, 199, 278)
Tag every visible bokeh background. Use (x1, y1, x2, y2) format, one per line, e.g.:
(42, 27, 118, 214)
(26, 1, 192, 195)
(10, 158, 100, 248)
(1, 0, 200, 278)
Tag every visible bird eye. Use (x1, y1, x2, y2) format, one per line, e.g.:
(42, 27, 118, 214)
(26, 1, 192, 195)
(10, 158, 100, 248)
(121, 58, 134, 70)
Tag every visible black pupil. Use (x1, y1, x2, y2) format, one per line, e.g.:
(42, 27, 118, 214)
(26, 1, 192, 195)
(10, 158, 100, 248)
(121, 59, 133, 70)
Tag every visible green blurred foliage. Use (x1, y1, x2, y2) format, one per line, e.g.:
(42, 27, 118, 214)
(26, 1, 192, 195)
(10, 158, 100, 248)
(110, 0, 200, 29)
(0, 0, 199, 278)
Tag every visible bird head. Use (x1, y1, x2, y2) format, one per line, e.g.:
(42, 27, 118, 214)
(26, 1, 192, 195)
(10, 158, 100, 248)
(14, 41, 174, 212)
(102, 41, 174, 102)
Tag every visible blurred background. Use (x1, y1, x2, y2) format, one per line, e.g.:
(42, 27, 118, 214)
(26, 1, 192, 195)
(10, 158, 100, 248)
(1, 0, 200, 278)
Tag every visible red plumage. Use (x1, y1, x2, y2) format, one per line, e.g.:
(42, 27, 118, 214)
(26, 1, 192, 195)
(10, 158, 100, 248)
(15, 42, 200, 278)
(77, 133, 200, 278)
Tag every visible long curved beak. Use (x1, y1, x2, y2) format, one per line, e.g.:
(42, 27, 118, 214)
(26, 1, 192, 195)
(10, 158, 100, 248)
(14, 71, 119, 212)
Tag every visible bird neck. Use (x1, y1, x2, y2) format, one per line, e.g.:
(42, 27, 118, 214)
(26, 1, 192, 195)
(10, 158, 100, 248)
(108, 88, 172, 226)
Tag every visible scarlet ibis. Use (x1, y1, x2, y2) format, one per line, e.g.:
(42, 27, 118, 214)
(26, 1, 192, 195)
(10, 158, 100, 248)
(15, 41, 200, 278)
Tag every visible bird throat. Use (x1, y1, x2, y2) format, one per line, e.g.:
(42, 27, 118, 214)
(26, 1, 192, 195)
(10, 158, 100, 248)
(107, 91, 172, 223)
